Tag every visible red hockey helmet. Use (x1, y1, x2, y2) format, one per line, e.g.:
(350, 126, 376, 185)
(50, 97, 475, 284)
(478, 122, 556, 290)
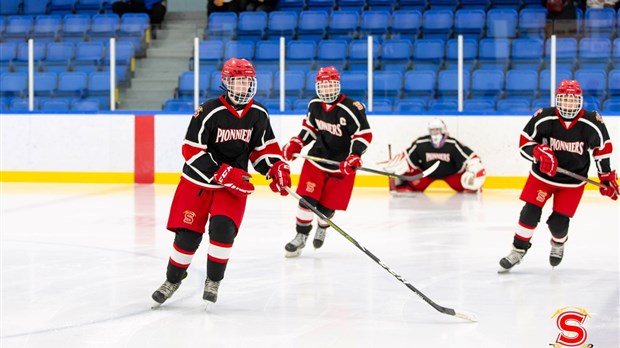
(555, 80, 583, 119)
(221, 58, 257, 105)
(315, 66, 341, 103)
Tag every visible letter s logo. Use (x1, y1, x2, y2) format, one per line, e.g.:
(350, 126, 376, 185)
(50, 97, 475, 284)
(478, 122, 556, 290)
(555, 311, 588, 347)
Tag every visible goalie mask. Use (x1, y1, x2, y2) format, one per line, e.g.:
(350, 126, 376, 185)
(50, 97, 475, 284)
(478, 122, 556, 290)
(221, 58, 257, 105)
(315, 66, 341, 104)
(555, 80, 583, 120)
(428, 118, 448, 149)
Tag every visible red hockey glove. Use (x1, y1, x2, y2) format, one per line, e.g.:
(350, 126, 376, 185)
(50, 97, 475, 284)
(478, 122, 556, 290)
(213, 164, 255, 197)
(267, 161, 291, 196)
(598, 170, 619, 201)
(533, 144, 558, 176)
(282, 136, 304, 161)
(340, 154, 362, 175)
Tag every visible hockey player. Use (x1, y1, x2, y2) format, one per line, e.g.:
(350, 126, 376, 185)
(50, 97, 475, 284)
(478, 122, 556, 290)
(382, 118, 486, 194)
(281, 66, 373, 257)
(151, 58, 291, 307)
(498, 80, 618, 273)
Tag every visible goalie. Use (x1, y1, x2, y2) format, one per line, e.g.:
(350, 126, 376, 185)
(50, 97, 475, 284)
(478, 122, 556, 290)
(382, 118, 486, 194)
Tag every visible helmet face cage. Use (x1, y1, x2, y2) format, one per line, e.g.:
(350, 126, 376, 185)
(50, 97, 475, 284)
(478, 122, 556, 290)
(555, 93, 582, 119)
(428, 118, 448, 148)
(315, 80, 341, 103)
(223, 76, 257, 105)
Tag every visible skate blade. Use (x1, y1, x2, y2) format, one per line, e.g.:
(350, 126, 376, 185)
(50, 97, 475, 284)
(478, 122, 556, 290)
(151, 301, 162, 309)
(285, 249, 303, 258)
(203, 299, 215, 311)
(497, 267, 511, 274)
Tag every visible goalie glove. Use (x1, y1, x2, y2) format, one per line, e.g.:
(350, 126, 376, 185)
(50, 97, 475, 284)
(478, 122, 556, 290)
(213, 164, 255, 197)
(378, 151, 413, 175)
(460, 157, 486, 192)
(598, 170, 619, 201)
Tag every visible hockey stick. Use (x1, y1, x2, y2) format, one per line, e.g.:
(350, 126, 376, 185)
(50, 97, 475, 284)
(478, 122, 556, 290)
(556, 167, 608, 190)
(283, 186, 478, 322)
(293, 153, 440, 181)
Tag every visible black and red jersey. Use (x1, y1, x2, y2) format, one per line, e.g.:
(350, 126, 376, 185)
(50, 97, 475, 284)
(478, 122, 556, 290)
(180, 95, 283, 188)
(519, 107, 613, 187)
(297, 95, 373, 172)
(404, 135, 477, 179)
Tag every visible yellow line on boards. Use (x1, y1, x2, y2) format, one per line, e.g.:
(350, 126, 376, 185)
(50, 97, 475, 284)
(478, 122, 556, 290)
(0, 171, 134, 183)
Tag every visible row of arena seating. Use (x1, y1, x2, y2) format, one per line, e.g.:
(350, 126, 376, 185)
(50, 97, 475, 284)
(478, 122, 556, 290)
(203, 7, 620, 42)
(0, 0, 111, 15)
(1, 41, 135, 86)
(191, 37, 620, 73)
(274, 0, 544, 12)
(174, 68, 620, 100)
(0, 96, 111, 111)
(162, 96, 620, 113)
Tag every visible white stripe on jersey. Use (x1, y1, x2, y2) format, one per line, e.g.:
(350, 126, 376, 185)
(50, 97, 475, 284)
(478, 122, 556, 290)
(308, 159, 341, 173)
(197, 105, 227, 144)
(181, 173, 222, 188)
(529, 116, 557, 139)
(251, 104, 269, 117)
(253, 136, 277, 152)
(520, 148, 535, 163)
(208, 242, 232, 261)
(337, 103, 361, 129)
(183, 139, 207, 149)
(578, 118, 605, 148)
(252, 154, 283, 167)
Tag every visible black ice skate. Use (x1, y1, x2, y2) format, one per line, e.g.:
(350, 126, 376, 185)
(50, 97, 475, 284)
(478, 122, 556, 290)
(313, 226, 327, 249)
(549, 240, 565, 267)
(203, 277, 221, 305)
(152, 280, 182, 308)
(285, 232, 308, 258)
(498, 247, 527, 273)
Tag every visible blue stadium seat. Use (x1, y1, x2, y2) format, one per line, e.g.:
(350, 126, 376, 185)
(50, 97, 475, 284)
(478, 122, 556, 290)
(304, 70, 318, 96)
(62, 14, 90, 42)
(44, 42, 74, 72)
(394, 99, 427, 112)
(15, 41, 46, 70)
(497, 98, 531, 112)
(359, 10, 390, 38)
(277, 0, 305, 12)
(464, 99, 495, 111)
(238, 12, 268, 41)
(478, 38, 511, 70)
(533, 97, 551, 110)
(316, 40, 348, 70)
(444, 38, 477, 71)
(398, 0, 427, 11)
(23, 0, 49, 15)
(197, 41, 224, 72)
(373, 71, 402, 97)
(422, 9, 453, 40)
(613, 38, 620, 65)
(471, 69, 504, 99)
(582, 96, 601, 111)
(579, 37, 611, 71)
(0, 72, 28, 97)
(176, 71, 209, 98)
(328, 11, 358, 42)
(287, 40, 316, 72)
(437, 69, 471, 97)
(74, 42, 104, 72)
(460, 0, 490, 9)
(49, 0, 76, 14)
(4, 16, 33, 41)
(0, 42, 18, 68)
(428, 0, 459, 10)
(403, 70, 436, 98)
(71, 98, 101, 111)
(34, 72, 58, 97)
(368, 97, 393, 112)
(545, 37, 577, 71)
(87, 72, 113, 106)
(0, 100, 9, 111)
(390, 10, 421, 41)
(429, 98, 458, 111)
(57, 72, 88, 97)
(486, 8, 518, 38)
(0, 0, 22, 15)
(163, 98, 195, 112)
(41, 98, 70, 111)
(274, 70, 306, 98)
(339, 0, 366, 13)
(340, 71, 367, 98)
(10, 98, 39, 111)
(603, 98, 620, 111)
(347, 39, 380, 71)
(297, 11, 328, 42)
(75, 0, 106, 14)
(539, 69, 572, 96)
(511, 38, 543, 70)
(224, 40, 254, 60)
(368, 0, 397, 12)
(585, 8, 615, 37)
(119, 13, 149, 40)
(306, 0, 334, 11)
(518, 8, 547, 39)
(454, 9, 485, 39)
(504, 69, 538, 97)
(380, 39, 411, 71)
(607, 69, 620, 96)
(254, 40, 280, 72)
(89, 14, 119, 42)
(255, 71, 273, 97)
(412, 39, 444, 71)
(33, 15, 62, 42)
(575, 69, 607, 98)
(293, 98, 310, 111)
(267, 11, 298, 40)
(208, 71, 222, 96)
(205, 12, 237, 40)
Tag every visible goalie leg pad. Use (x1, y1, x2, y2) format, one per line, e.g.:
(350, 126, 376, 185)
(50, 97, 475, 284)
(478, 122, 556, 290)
(167, 229, 203, 283)
(207, 216, 237, 282)
(547, 211, 570, 241)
